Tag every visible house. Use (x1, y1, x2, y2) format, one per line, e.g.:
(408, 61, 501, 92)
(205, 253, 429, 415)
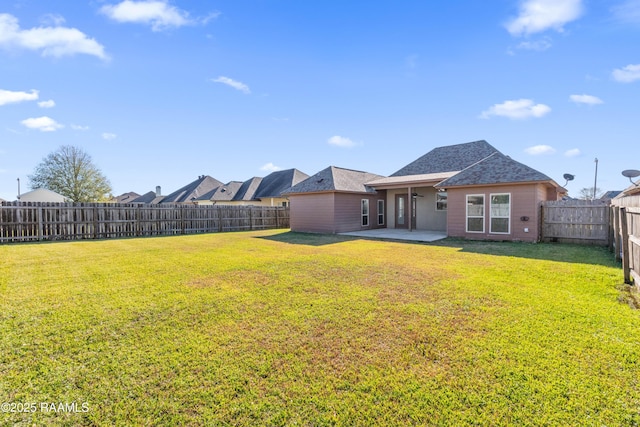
(284, 166, 387, 233)
(114, 192, 141, 203)
(193, 181, 243, 205)
(288, 140, 565, 242)
(16, 188, 68, 203)
(130, 186, 164, 204)
(203, 169, 310, 207)
(160, 175, 223, 204)
(248, 168, 309, 207)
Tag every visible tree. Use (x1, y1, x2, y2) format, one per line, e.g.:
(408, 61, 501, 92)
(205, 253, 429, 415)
(578, 187, 604, 200)
(29, 145, 112, 202)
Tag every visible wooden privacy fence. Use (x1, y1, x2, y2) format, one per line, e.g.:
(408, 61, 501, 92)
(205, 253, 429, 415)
(541, 200, 611, 245)
(0, 202, 289, 243)
(611, 195, 640, 285)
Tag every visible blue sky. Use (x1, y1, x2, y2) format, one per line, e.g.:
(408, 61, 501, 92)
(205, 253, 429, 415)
(1, 0, 639, 201)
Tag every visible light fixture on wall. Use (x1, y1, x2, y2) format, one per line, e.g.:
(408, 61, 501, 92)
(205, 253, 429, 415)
(622, 169, 640, 186)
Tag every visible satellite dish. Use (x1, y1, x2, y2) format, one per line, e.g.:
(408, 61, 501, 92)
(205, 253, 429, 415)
(622, 169, 640, 186)
(562, 173, 575, 186)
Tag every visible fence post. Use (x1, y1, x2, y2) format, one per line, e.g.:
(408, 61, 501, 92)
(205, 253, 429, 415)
(621, 207, 631, 284)
(249, 207, 253, 231)
(218, 206, 223, 232)
(37, 206, 43, 241)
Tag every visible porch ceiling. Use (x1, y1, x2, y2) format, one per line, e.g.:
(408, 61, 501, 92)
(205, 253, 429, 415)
(366, 172, 457, 189)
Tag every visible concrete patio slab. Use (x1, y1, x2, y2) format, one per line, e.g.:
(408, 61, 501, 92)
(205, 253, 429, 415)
(339, 229, 447, 242)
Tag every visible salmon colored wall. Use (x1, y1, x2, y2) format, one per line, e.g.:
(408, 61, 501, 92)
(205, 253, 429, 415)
(289, 193, 335, 233)
(446, 183, 553, 242)
(289, 191, 386, 234)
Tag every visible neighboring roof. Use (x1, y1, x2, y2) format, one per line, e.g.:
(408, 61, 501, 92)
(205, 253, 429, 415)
(436, 152, 556, 188)
(391, 140, 499, 177)
(17, 188, 68, 203)
(284, 166, 384, 194)
(253, 169, 310, 199)
(114, 192, 141, 203)
(195, 181, 243, 202)
(130, 191, 159, 203)
(600, 190, 622, 200)
(232, 177, 263, 201)
(160, 175, 223, 203)
(367, 172, 457, 188)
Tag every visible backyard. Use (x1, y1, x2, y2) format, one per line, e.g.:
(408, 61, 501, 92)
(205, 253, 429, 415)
(0, 230, 639, 426)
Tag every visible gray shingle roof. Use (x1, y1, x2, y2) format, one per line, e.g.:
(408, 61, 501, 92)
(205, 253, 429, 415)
(130, 191, 157, 203)
(284, 166, 384, 194)
(232, 177, 263, 201)
(195, 181, 243, 202)
(253, 169, 310, 199)
(391, 140, 499, 176)
(436, 152, 553, 187)
(161, 175, 223, 203)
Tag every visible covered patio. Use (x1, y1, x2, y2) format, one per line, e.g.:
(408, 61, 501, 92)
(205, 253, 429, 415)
(339, 228, 447, 242)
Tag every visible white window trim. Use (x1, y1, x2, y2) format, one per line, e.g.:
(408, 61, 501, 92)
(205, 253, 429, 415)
(377, 200, 385, 225)
(490, 193, 511, 234)
(466, 194, 485, 233)
(361, 199, 370, 227)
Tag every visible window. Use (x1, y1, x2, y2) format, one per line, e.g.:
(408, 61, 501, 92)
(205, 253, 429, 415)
(436, 191, 447, 211)
(490, 193, 510, 234)
(361, 199, 369, 226)
(466, 194, 484, 233)
(377, 200, 385, 225)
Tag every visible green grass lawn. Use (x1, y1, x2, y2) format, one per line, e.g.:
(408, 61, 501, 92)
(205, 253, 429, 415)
(1, 230, 639, 426)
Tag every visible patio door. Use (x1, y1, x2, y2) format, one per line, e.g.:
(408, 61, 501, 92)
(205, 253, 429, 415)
(395, 194, 408, 229)
(395, 194, 417, 229)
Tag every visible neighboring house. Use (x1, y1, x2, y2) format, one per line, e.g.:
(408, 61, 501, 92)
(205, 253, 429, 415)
(17, 188, 68, 203)
(206, 169, 310, 207)
(249, 169, 309, 207)
(151, 176, 222, 204)
(283, 166, 387, 233)
(114, 192, 141, 203)
(193, 181, 243, 205)
(288, 140, 565, 242)
(600, 191, 622, 201)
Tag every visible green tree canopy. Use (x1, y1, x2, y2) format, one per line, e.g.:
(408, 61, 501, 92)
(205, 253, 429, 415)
(28, 145, 112, 202)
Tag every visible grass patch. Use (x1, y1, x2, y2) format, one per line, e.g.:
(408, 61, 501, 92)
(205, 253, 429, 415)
(1, 230, 639, 426)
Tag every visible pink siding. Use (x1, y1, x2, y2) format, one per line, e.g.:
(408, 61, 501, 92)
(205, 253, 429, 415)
(446, 184, 555, 242)
(333, 192, 387, 233)
(289, 193, 335, 233)
(289, 191, 386, 234)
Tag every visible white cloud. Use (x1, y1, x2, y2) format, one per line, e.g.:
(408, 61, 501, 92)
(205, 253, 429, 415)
(21, 116, 63, 132)
(515, 37, 552, 51)
(71, 124, 89, 131)
(0, 88, 38, 106)
(0, 13, 108, 60)
(211, 76, 251, 94)
(328, 135, 360, 148)
(506, 0, 583, 36)
(40, 14, 66, 27)
(37, 99, 55, 108)
(102, 132, 117, 140)
(100, 1, 217, 31)
(260, 162, 281, 172)
(612, 0, 640, 24)
(479, 99, 551, 120)
(565, 148, 581, 157)
(525, 145, 556, 155)
(569, 94, 603, 105)
(612, 64, 640, 83)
